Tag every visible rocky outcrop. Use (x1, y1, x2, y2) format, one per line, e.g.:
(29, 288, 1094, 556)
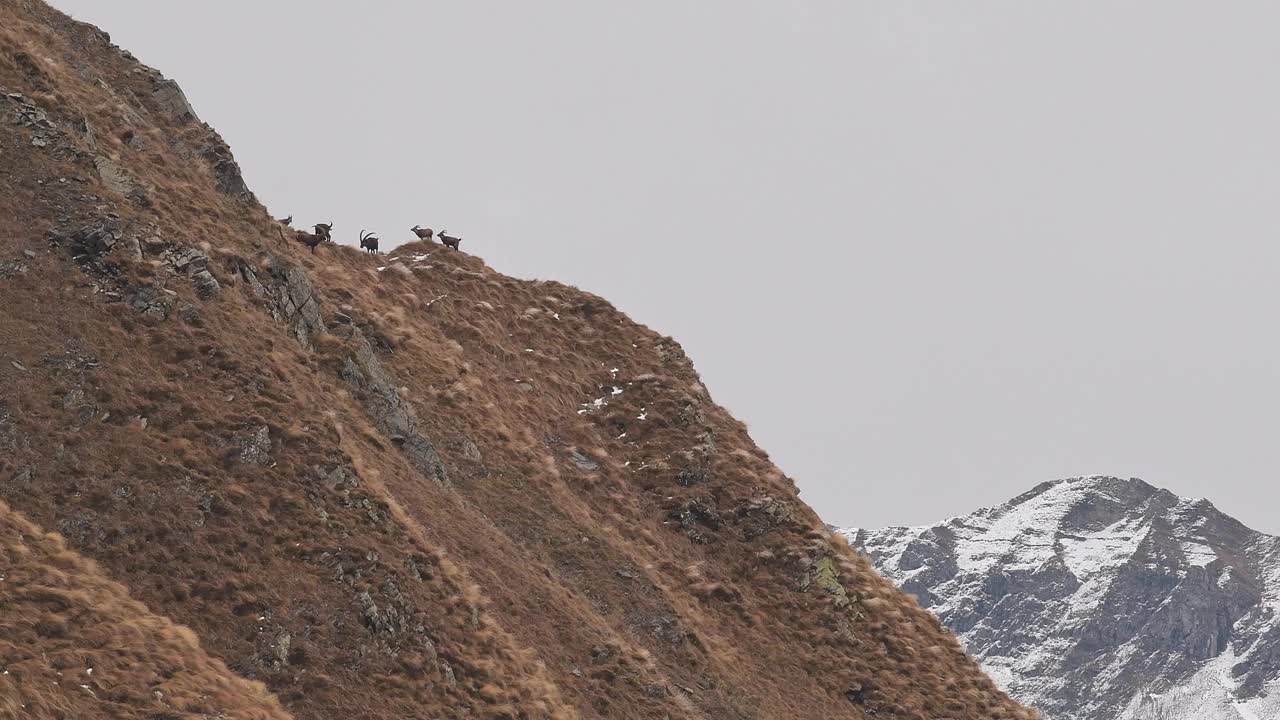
(151, 78, 196, 124)
(337, 327, 450, 487)
(201, 137, 254, 201)
(844, 476, 1280, 720)
(237, 255, 325, 349)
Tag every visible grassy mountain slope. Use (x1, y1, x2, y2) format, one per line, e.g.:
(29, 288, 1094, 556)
(0, 500, 293, 719)
(0, 2, 1037, 718)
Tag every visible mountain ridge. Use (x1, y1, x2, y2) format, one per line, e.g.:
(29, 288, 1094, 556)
(843, 475, 1280, 720)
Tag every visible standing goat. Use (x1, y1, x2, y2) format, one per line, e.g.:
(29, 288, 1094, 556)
(410, 225, 434, 242)
(279, 214, 293, 226)
(314, 222, 334, 243)
(438, 230, 462, 251)
(280, 226, 323, 253)
(359, 230, 380, 253)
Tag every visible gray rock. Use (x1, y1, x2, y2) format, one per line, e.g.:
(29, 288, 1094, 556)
(456, 436, 482, 463)
(163, 246, 209, 272)
(127, 286, 169, 320)
(176, 302, 201, 325)
(237, 425, 271, 466)
(267, 631, 291, 668)
(62, 387, 85, 410)
(341, 335, 449, 486)
(358, 587, 404, 635)
(151, 79, 197, 124)
(0, 259, 24, 278)
(55, 221, 122, 258)
(140, 230, 167, 254)
(191, 269, 220, 300)
(7, 93, 58, 151)
(569, 449, 599, 471)
(93, 155, 146, 203)
(235, 256, 325, 347)
(201, 138, 253, 201)
(257, 257, 326, 348)
(118, 232, 143, 262)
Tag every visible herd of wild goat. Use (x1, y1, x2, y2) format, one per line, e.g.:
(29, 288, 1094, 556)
(276, 216, 463, 255)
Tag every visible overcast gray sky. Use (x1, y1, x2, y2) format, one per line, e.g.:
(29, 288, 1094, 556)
(51, 1, 1280, 532)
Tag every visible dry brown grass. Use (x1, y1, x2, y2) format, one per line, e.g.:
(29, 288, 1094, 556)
(0, 500, 293, 720)
(0, 2, 1040, 719)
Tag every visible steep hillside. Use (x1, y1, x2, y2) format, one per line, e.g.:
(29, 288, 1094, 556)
(0, 2, 1034, 718)
(844, 476, 1280, 720)
(0, 500, 293, 719)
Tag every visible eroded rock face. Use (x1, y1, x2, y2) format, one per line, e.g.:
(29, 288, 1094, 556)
(237, 256, 325, 349)
(338, 330, 450, 487)
(152, 78, 196, 124)
(843, 476, 1280, 720)
(200, 136, 253, 201)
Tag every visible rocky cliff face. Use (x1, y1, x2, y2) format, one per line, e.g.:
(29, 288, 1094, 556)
(843, 476, 1280, 720)
(0, 2, 1033, 718)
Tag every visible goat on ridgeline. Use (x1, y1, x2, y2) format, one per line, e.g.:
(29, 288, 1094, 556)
(410, 225, 433, 242)
(314, 222, 333, 243)
(359, 230, 380, 254)
(438, 230, 461, 251)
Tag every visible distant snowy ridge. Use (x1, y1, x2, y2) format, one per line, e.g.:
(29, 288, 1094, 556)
(841, 476, 1280, 720)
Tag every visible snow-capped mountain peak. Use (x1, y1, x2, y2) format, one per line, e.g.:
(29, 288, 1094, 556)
(842, 476, 1280, 720)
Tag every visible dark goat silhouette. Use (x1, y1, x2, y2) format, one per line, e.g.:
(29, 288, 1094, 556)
(438, 230, 461, 250)
(279, 226, 323, 253)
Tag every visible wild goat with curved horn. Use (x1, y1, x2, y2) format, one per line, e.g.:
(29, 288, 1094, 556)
(438, 230, 462, 251)
(313, 222, 333, 243)
(359, 230, 380, 254)
(410, 225, 433, 242)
